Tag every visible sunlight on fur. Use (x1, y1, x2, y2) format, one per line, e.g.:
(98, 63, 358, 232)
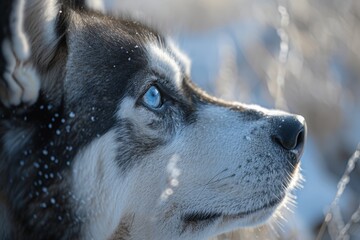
(161, 154, 181, 201)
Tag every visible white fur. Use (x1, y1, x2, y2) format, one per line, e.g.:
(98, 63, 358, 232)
(0, 39, 40, 107)
(1, 39, 20, 106)
(12, 64, 40, 104)
(24, 0, 62, 64)
(41, 0, 60, 46)
(166, 39, 191, 76)
(116, 97, 161, 136)
(10, 0, 30, 61)
(146, 44, 183, 88)
(117, 97, 159, 124)
(71, 131, 130, 240)
(0, 0, 42, 107)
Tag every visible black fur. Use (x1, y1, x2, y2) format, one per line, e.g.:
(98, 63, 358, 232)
(0, 1, 168, 239)
(0, 0, 15, 80)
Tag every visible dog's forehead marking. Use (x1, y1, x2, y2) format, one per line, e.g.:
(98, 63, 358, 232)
(146, 44, 182, 88)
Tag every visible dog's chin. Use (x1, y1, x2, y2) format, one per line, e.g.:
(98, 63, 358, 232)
(178, 158, 302, 238)
(182, 196, 285, 237)
(219, 199, 282, 228)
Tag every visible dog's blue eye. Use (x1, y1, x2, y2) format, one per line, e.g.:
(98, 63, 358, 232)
(143, 86, 162, 108)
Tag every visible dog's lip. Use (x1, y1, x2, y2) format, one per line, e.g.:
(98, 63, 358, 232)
(182, 198, 282, 224)
(221, 198, 282, 222)
(182, 212, 222, 223)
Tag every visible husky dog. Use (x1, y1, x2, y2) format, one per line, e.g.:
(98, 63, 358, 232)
(0, 0, 306, 239)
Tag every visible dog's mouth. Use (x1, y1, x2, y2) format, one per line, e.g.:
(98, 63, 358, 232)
(182, 197, 282, 227)
(182, 212, 222, 225)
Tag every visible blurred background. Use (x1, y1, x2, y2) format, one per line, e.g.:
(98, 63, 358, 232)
(91, 0, 360, 239)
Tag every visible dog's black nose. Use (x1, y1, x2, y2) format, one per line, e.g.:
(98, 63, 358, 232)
(271, 115, 306, 152)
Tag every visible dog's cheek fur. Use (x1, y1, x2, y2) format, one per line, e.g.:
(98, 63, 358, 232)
(69, 98, 185, 239)
(70, 130, 130, 240)
(114, 97, 184, 171)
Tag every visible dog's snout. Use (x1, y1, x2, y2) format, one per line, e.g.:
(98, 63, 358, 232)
(271, 115, 306, 153)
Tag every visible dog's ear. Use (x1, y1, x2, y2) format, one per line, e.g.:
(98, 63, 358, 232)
(0, 0, 86, 108)
(0, 0, 40, 108)
(25, 0, 87, 68)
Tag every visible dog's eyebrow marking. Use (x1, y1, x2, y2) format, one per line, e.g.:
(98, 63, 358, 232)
(145, 44, 183, 89)
(165, 39, 191, 76)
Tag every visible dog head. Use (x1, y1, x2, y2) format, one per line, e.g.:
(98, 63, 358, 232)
(64, 10, 306, 240)
(1, 1, 306, 239)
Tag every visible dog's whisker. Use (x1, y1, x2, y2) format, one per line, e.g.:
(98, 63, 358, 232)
(208, 174, 236, 185)
(192, 169, 230, 202)
(204, 169, 229, 187)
